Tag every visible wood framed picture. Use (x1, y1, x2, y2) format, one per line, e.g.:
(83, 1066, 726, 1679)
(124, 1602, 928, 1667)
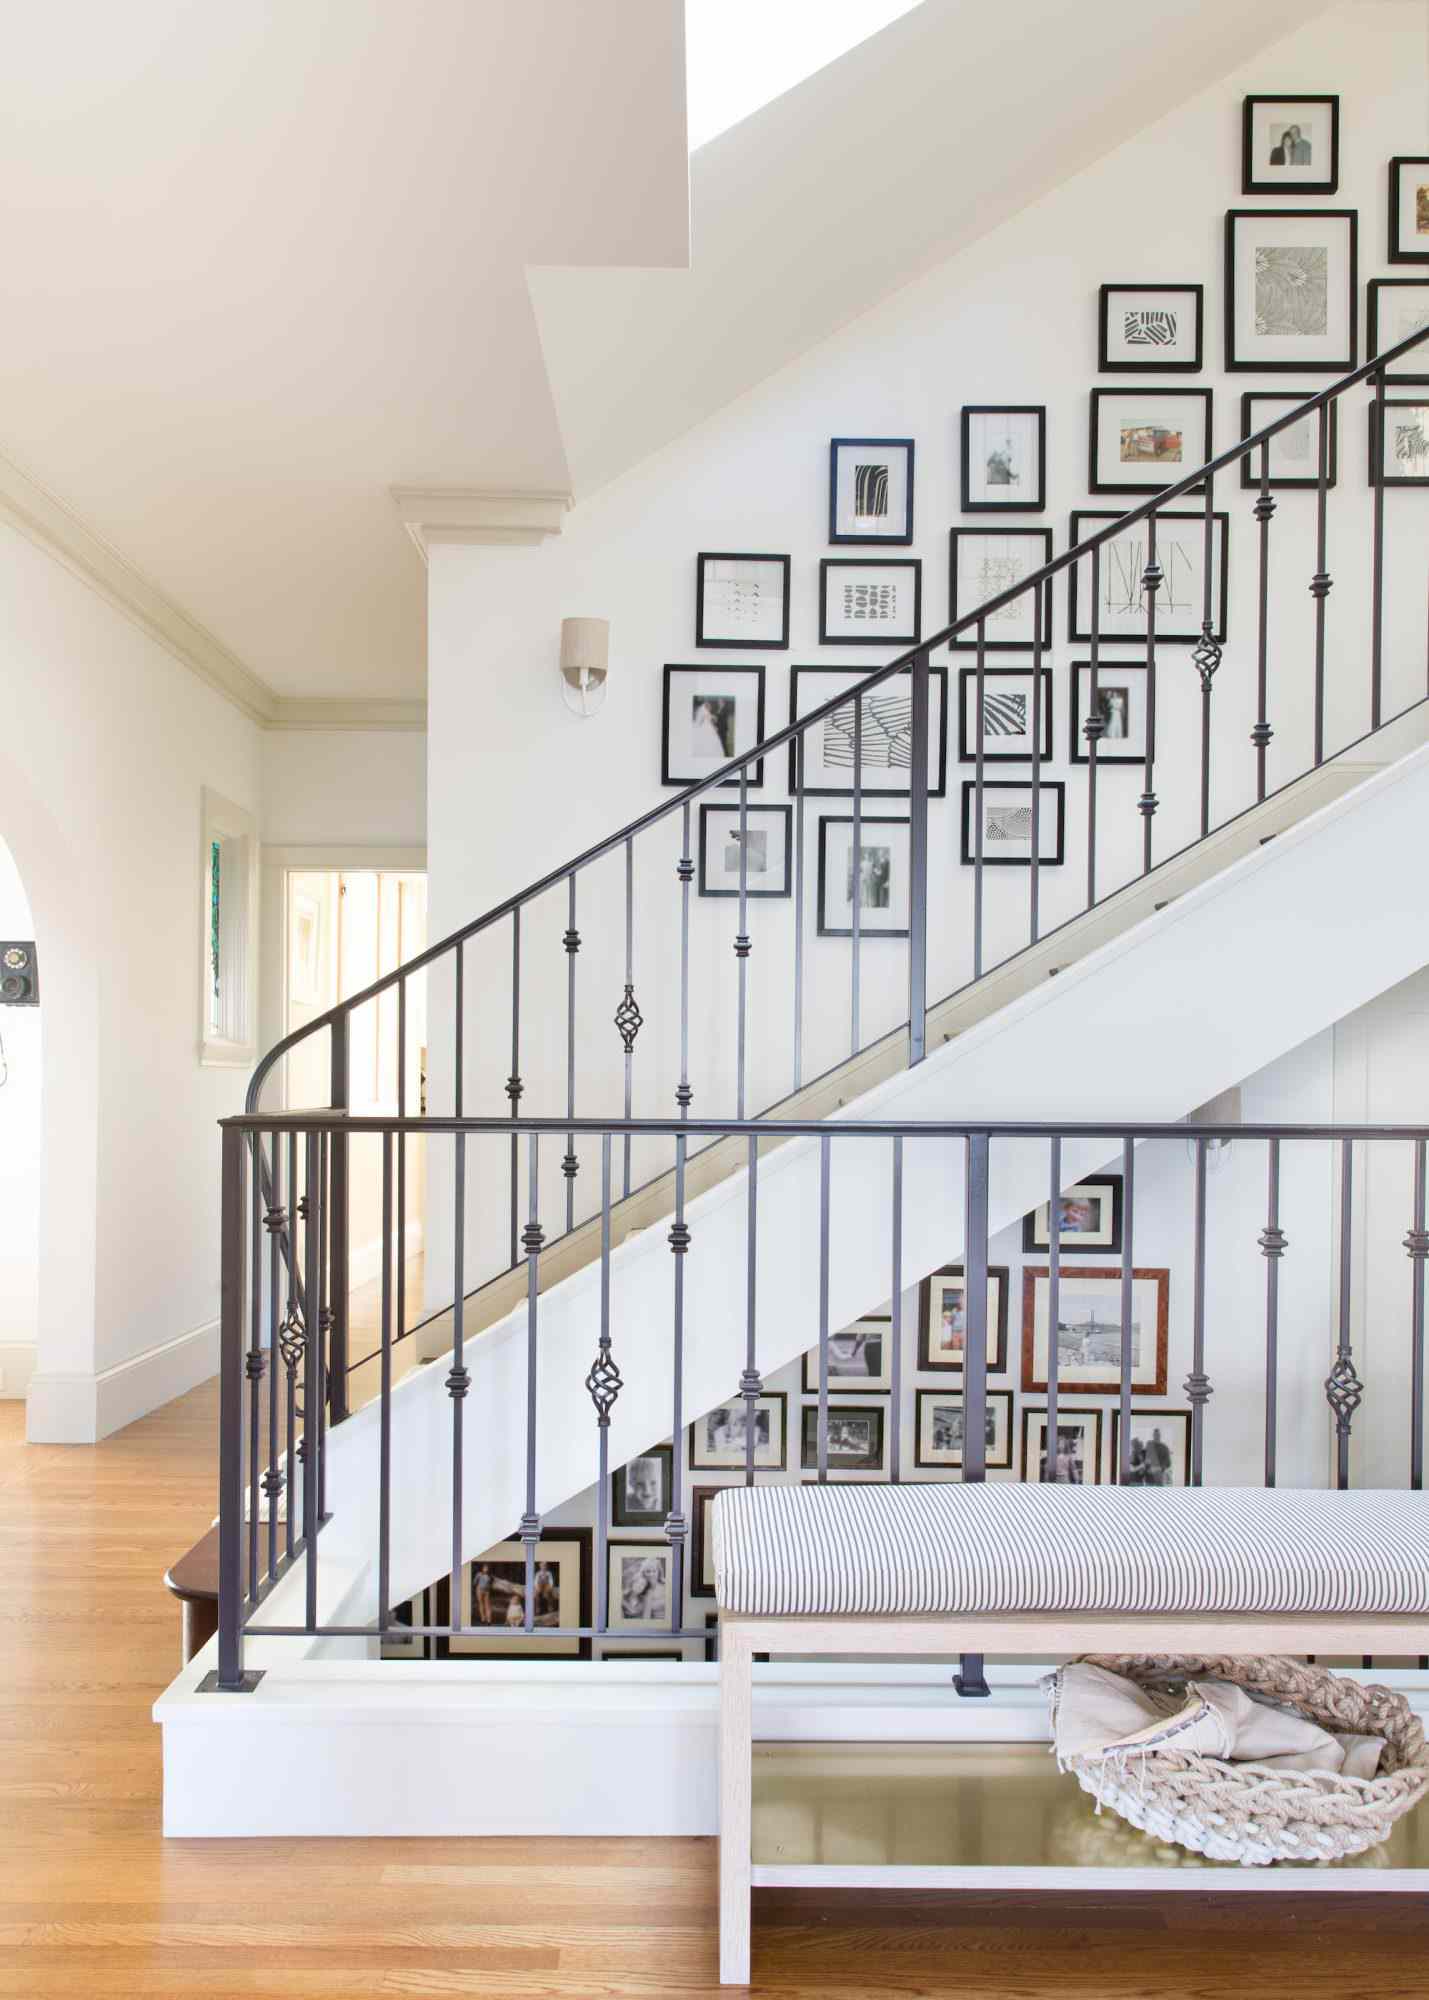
(1241, 95, 1339, 197)
(1021, 1406, 1103, 1485)
(960, 405, 1046, 512)
(803, 1315, 893, 1393)
(1224, 209, 1357, 374)
(610, 1443, 673, 1528)
(381, 1586, 434, 1661)
(606, 1542, 676, 1632)
(800, 1401, 886, 1474)
(819, 558, 921, 645)
(690, 1485, 724, 1599)
(948, 528, 1053, 651)
(689, 1392, 787, 1471)
(917, 1264, 1009, 1374)
(957, 666, 1053, 764)
(661, 664, 765, 788)
(1069, 662, 1150, 766)
(787, 664, 948, 798)
(960, 781, 1066, 867)
(829, 437, 915, 544)
(914, 1388, 1014, 1471)
(1111, 1408, 1191, 1487)
(695, 553, 790, 649)
(697, 804, 793, 899)
(1238, 392, 1338, 490)
(1389, 158, 1429, 266)
(816, 814, 910, 938)
(1020, 1266, 1170, 1396)
(1022, 1175, 1124, 1255)
(1068, 510, 1228, 645)
(1370, 399, 1429, 489)
(1088, 387, 1212, 495)
(442, 1529, 592, 1659)
(1098, 284, 1204, 372)
(1367, 279, 1429, 386)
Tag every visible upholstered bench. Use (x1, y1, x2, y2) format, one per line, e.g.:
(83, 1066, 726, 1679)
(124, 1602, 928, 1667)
(711, 1482, 1429, 1985)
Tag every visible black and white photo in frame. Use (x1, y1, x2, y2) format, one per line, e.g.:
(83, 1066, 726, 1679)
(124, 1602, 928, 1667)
(1021, 1407, 1103, 1485)
(819, 559, 921, 645)
(960, 406, 1046, 512)
(1111, 1409, 1191, 1487)
(1098, 284, 1204, 372)
(816, 815, 910, 937)
(1021, 1266, 1170, 1397)
(960, 781, 1066, 867)
(1367, 279, 1429, 385)
(1224, 209, 1357, 373)
(1069, 661, 1150, 766)
(914, 1389, 1014, 1471)
(1069, 510, 1228, 644)
(690, 1486, 723, 1598)
(660, 664, 765, 788)
(606, 1543, 674, 1631)
(957, 666, 1053, 764)
(1371, 399, 1429, 488)
(1089, 387, 1212, 495)
(689, 1392, 787, 1470)
(1241, 95, 1339, 197)
(916, 1264, 1010, 1374)
(788, 664, 948, 798)
(1389, 158, 1429, 266)
(948, 528, 1053, 651)
(695, 552, 791, 648)
(1022, 1174, 1125, 1253)
(697, 803, 793, 899)
(803, 1314, 893, 1392)
(828, 437, 915, 543)
(1238, 392, 1338, 490)
(800, 1402, 886, 1474)
(611, 1443, 674, 1528)
(444, 1530, 592, 1659)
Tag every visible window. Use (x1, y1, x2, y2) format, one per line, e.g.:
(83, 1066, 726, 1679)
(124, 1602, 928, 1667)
(199, 788, 258, 1066)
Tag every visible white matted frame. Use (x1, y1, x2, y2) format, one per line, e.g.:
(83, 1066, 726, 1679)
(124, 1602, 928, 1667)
(1224, 208, 1357, 374)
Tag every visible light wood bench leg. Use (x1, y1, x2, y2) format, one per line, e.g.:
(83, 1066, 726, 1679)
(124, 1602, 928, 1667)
(719, 1621, 753, 1986)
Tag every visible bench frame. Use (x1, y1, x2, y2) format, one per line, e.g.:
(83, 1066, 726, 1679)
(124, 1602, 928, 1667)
(718, 1609, 1429, 1986)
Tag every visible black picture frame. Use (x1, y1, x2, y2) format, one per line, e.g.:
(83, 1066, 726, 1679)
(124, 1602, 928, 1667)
(787, 663, 948, 798)
(1370, 399, 1429, 489)
(828, 437, 915, 544)
(799, 1401, 886, 1473)
(960, 781, 1066, 867)
(947, 528, 1054, 651)
(695, 552, 790, 649)
(1389, 158, 1429, 267)
(1097, 284, 1204, 372)
(610, 1443, 674, 1528)
(1088, 387, 1213, 496)
(660, 664, 766, 789)
(1224, 209, 1357, 374)
(815, 814, 911, 938)
(818, 558, 921, 645)
(1068, 662, 1150, 767)
(1238, 393, 1339, 490)
(1367, 279, 1429, 386)
(1241, 94, 1340, 197)
(959, 405, 1046, 512)
(1021, 1173, 1125, 1254)
(436, 1529, 593, 1660)
(1110, 1408, 1192, 1487)
(697, 803, 794, 899)
(913, 1388, 1015, 1471)
(1068, 510, 1229, 645)
(690, 1485, 723, 1598)
(957, 666, 1053, 764)
(1020, 1406, 1104, 1485)
(917, 1263, 1010, 1374)
(688, 1391, 788, 1471)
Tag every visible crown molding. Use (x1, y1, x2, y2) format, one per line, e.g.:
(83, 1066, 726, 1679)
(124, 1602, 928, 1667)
(267, 696, 427, 732)
(390, 485, 573, 560)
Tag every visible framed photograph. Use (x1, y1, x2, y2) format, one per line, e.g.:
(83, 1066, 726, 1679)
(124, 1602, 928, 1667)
(1370, 399, 1429, 489)
(1068, 510, 1228, 645)
(599, 1648, 684, 1662)
(917, 1264, 1009, 1374)
(443, 1529, 592, 1659)
(695, 553, 790, 649)
(1089, 388, 1212, 495)
(1367, 279, 1429, 386)
(957, 666, 1053, 764)
(819, 559, 921, 645)
(1022, 1175, 1124, 1254)
(914, 1388, 1014, 1471)
(606, 1542, 675, 1632)
(690, 1485, 724, 1599)
(1020, 1266, 1170, 1396)
(788, 664, 948, 798)
(1069, 663, 1150, 766)
(1241, 95, 1339, 197)
(1021, 1406, 1104, 1485)
(661, 665, 765, 788)
(1098, 284, 1204, 372)
(1238, 392, 1338, 490)
(960, 406, 1046, 512)
(1389, 158, 1429, 266)
(689, 1392, 787, 1471)
(1111, 1408, 1191, 1487)
(611, 1443, 673, 1529)
(829, 437, 914, 544)
(1224, 209, 1357, 374)
(803, 1315, 893, 1393)
(960, 781, 1066, 867)
(381, 1586, 433, 1661)
(948, 528, 1053, 651)
(816, 814, 910, 937)
(800, 1402, 886, 1474)
(697, 804, 792, 899)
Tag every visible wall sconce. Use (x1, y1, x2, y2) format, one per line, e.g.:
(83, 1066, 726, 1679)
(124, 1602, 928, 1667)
(560, 617, 610, 718)
(1187, 1084, 1242, 1168)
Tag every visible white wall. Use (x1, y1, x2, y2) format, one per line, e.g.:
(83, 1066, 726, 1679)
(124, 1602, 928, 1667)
(260, 729, 427, 850)
(0, 837, 40, 1392)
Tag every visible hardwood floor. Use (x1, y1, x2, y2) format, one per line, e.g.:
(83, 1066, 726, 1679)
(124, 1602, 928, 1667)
(2, 1383, 1425, 1997)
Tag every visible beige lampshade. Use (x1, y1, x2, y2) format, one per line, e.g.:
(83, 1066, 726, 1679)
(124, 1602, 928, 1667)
(560, 617, 609, 676)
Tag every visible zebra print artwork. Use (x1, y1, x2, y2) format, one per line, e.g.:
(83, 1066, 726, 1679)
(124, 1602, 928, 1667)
(1123, 309, 1179, 347)
(981, 690, 1027, 738)
(985, 804, 1033, 843)
(821, 691, 913, 769)
(853, 462, 889, 517)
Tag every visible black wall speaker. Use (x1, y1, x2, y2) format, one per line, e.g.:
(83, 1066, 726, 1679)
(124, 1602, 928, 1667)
(0, 942, 38, 1006)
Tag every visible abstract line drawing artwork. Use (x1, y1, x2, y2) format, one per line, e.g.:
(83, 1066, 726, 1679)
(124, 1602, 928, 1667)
(853, 463, 889, 518)
(842, 581, 896, 623)
(976, 556, 1027, 622)
(821, 691, 914, 770)
(1123, 310, 1178, 347)
(982, 691, 1028, 737)
(985, 804, 1033, 843)
(1254, 245, 1329, 337)
(1104, 538, 1198, 617)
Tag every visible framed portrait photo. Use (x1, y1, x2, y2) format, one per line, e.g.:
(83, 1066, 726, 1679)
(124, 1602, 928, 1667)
(443, 1529, 592, 1659)
(816, 814, 910, 938)
(695, 552, 790, 649)
(1069, 663, 1150, 766)
(1089, 387, 1212, 495)
(957, 666, 1053, 764)
(1370, 399, 1429, 489)
(381, 1586, 434, 1661)
(788, 664, 948, 798)
(606, 1542, 675, 1632)
(1022, 1175, 1124, 1254)
(803, 1315, 893, 1393)
(1020, 1266, 1170, 1397)
(800, 1401, 886, 1475)
(1241, 95, 1339, 197)
(819, 558, 921, 645)
(829, 437, 914, 544)
(914, 1388, 1014, 1472)
(690, 1485, 725, 1599)
(1389, 158, 1429, 266)
(960, 780, 1066, 867)
(948, 528, 1053, 651)
(689, 1392, 787, 1471)
(917, 1264, 1009, 1374)
(1098, 284, 1203, 372)
(1224, 209, 1357, 374)
(1111, 1408, 1191, 1488)
(1068, 510, 1228, 645)
(661, 665, 765, 789)
(611, 1443, 673, 1528)
(1367, 279, 1429, 386)
(697, 804, 792, 899)
(1239, 392, 1338, 490)
(1021, 1406, 1104, 1486)
(960, 405, 1046, 512)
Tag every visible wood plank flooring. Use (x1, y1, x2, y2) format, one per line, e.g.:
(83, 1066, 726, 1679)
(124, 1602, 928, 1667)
(3, 1381, 1426, 1997)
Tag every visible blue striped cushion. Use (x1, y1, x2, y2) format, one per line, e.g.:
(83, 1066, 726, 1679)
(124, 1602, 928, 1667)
(710, 1483, 1429, 1617)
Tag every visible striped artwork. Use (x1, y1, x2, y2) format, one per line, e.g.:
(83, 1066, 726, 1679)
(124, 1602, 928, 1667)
(853, 462, 889, 517)
(981, 690, 1027, 738)
(821, 691, 913, 770)
(1123, 309, 1179, 347)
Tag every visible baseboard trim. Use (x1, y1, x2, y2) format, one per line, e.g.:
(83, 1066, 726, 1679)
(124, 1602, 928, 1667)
(27, 1317, 220, 1444)
(348, 1222, 424, 1293)
(0, 1341, 37, 1400)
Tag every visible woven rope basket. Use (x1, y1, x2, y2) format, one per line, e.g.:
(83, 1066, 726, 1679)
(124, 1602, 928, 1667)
(1060, 1654, 1429, 1866)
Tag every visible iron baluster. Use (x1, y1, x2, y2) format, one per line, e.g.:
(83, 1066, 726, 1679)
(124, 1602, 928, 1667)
(246, 1132, 263, 1601)
(1327, 1136, 1362, 1489)
(666, 1133, 690, 1629)
(1311, 405, 1332, 767)
(454, 938, 464, 1120)
(973, 622, 987, 980)
(1085, 548, 1102, 911)
(563, 875, 580, 1233)
(792, 731, 806, 1092)
(590, 1135, 621, 1633)
(283, 1130, 300, 1562)
(956, 1131, 990, 1698)
(397, 976, 407, 1391)
(676, 805, 693, 1121)
(817, 1133, 831, 1484)
(735, 768, 750, 1119)
(1371, 372, 1386, 731)
(1252, 441, 1275, 801)
(507, 910, 522, 1269)
(303, 1130, 321, 1632)
(907, 652, 929, 1067)
(1186, 1136, 1212, 1484)
(1030, 582, 1042, 945)
(1046, 1136, 1061, 1480)
(317, 1130, 330, 1525)
(1193, 470, 1223, 841)
(1140, 517, 1160, 874)
(889, 1136, 903, 1484)
(618, 836, 639, 1199)
(850, 694, 862, 1058)
(378, 1133, 393, 1638)
(210, 1124, 256, 1691)
(1408, 1139, 1428, 1491)
(520, 1135, 544, 1632)
(1118, 1137, 1135, 1481)
(448, 1130, 470, 1612)
(262, 1141, 284, 1582)
(1261, 1138, 1286, 1487)
(327, 1012, 350, 1422)
(741, 1135, 761, 1488)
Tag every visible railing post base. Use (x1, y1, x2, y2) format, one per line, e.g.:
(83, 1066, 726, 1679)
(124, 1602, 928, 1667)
(954, 1655, 990, 1698)
(196, 1668, 265, 1694)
